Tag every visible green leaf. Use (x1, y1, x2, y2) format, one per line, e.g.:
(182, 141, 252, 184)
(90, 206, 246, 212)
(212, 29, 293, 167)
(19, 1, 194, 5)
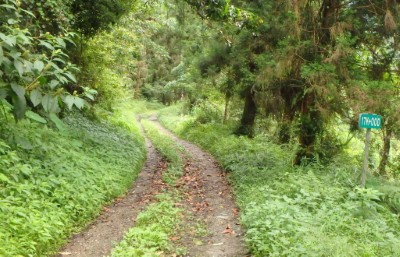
(49, 80, 59, 89)
(0, 173, 10, 183)
(64, 95, 74, 110)
(56, 38, 66, 48)
(0, 4, 16, 10)
(21, 9, 35, 17)
(0, 33, 16, 46)
(33, 60, 45, 72)
(7, 19, 17, 25)
(38, 76, 48, 86)
(73, 97, 85, 109)
(41, 94, 59, 113)
(11, 84, 25, 99)
(30, 89, 42, 107)
(53, 58, 66, 64)
(11, 87, 27, 120)
(13, 60, 24, 77)
(25, 110, 47, 124)
(64, 72, 77, 83)
(39, 40, 55, 50)
(49, 113, 67, 132)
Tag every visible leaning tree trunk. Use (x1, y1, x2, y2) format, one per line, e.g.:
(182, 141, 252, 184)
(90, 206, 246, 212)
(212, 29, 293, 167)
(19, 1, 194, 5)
(378, 127, 392, 176)
(235, 86, 257, 137)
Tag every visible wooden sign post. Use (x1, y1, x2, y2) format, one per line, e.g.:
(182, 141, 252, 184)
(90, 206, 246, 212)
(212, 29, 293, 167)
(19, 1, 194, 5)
(359, 113, 382, 187)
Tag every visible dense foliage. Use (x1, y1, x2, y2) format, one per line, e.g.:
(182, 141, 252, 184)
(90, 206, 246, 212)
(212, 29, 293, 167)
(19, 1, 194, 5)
(0, 103, 145, 256)
(2, 0, 400, 255)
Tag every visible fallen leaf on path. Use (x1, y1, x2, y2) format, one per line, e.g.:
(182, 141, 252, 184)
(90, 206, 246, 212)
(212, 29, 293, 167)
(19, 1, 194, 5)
(58, 252, 72, 255)
(170, 236, 180, 241)
(222, 224, 235, 234)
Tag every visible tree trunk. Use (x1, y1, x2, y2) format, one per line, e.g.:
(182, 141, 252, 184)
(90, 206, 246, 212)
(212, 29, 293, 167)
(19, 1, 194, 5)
(378, 127, 392, 176)
(235, 87, 257, 137)
(294, 94, 322, 165)
(278, 119, 291, 144)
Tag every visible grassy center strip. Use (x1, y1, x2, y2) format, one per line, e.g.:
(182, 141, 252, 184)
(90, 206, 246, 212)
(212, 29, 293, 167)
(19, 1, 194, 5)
(142, 119, 184, 185)
(109, 119, 186, 257)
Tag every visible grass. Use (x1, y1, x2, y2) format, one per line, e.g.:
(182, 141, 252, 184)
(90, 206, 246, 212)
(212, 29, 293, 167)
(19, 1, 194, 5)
(158, 104, 400, 257)
(0, 101, 146, 257)
(142, 119, 184, 185)
(110, 194, 185, 257)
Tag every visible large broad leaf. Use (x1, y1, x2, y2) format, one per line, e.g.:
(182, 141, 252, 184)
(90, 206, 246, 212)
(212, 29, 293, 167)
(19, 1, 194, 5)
(13, 60, 24, 77)
(73, 97, 85, 109)
(0, 33, 16, 47)
(30, 89, 42, 107)
(11, 84, 25, 99)
(64, 95, 74, 110)
(49, 113, 67, 132)
(25, 110, 47, 124)
(33, 60, 45, 72)
(11, 88, 27, 120)
(41, 94, 59, 113)
(63, 95, 85, 110)
(48, 80, 59, 89)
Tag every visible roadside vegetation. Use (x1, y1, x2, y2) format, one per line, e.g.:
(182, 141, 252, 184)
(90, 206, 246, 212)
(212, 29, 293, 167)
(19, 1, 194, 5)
(159, 105, 400, 257)
(0, 102, 145, 256)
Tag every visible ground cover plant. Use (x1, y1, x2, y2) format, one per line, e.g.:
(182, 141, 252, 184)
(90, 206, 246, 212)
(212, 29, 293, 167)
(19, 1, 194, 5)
(0, 103, 146, 256)
(158, 106, 400, 257)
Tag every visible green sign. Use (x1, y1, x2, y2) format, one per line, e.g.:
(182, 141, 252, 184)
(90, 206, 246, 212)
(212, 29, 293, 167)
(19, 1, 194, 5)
(359, 113, 382, 129)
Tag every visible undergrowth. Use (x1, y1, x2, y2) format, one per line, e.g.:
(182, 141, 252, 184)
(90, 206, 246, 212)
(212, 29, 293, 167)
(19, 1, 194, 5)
(0, 103, 146, 256)
(158, 105, 400, 257)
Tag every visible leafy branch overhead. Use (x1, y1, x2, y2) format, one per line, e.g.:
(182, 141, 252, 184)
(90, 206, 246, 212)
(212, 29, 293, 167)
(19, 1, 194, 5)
(0, 0, 95, 120)
(183, 0, 262, 29)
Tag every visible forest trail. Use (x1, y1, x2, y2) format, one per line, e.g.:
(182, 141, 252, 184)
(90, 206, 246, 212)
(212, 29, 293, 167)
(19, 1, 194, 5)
(149, 117, 248, 257)
(57, 118, 247, 257)
(56, 122, 166, 257)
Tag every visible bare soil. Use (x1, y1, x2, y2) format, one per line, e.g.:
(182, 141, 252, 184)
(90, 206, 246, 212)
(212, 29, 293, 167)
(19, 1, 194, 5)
(152, 120, 248, 257)
(56, 125, 166, 257)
